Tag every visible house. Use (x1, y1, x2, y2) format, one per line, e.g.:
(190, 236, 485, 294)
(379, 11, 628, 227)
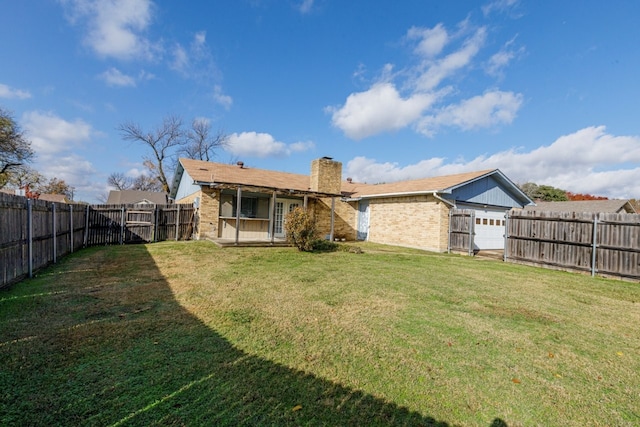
(38, 193, 72, 203)
(106, 190, 169, 205)
(170, 157, 533, 251)
(523, 200, 636, 214)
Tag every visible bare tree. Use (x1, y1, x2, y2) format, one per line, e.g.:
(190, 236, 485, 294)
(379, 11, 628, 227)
(118, 115, 185, 193)
(1, 107, 34, 188)
(181, 118, 228, 161)
(107, 172, 132, 191)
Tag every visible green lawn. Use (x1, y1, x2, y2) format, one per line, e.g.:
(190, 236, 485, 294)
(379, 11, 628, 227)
(1, 241, 639, 426)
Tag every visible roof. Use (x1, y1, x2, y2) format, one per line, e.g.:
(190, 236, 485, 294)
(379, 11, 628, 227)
(524, 200, 636, 214)
(175, 158, 317, 194)
(38, 193, 70, 203)
(172, 159, 531, 208)
(342, 169, 496, 198)
(107, 190, 168, 205)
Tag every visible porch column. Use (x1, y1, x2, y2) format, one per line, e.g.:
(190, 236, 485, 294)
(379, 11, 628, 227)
(330, 197, 335, 241)
(270, 190, 276, 244)
(303, 195, 308, 210)
(235, 186, 242, 245)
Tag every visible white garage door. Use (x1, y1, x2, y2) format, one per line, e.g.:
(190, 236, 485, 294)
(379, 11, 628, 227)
(473, 209, 507, 250)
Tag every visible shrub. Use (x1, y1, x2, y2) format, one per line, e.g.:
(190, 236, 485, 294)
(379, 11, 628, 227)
(284, 207, 318, 251)
(311, 239, 338, 252)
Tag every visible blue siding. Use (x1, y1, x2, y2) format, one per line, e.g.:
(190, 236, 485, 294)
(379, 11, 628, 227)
(449, 176, 524, 208)
(174, 170, 201, 201)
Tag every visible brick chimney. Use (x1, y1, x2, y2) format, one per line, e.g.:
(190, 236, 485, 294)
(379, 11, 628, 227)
(310, 157, 342, 194)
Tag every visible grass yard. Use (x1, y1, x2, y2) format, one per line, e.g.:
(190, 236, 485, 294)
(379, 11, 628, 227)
(1, 241, 639, 426)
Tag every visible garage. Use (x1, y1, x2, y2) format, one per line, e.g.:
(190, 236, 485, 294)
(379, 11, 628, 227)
(472, 208, 508, 250)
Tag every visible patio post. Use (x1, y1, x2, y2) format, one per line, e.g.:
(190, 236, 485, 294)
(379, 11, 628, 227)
(235, 186, 242, 245)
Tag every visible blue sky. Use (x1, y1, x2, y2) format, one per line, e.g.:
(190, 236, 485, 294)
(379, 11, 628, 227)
(1, 0, 640, 203)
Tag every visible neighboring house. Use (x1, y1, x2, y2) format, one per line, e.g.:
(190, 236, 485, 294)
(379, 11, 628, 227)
(170, 157, 533, 251)
(0, 188, 71, 203)
(38, 193, 71, 203)
(523, 200, 636, 214)
(106, 190, 169, 205)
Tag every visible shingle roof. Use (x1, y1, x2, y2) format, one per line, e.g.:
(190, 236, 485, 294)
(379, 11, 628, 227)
(342, 169, 495, 198)
(38, 193, 70, 203)
(179, 158, 314, 192)
(177, 158, 503, 200)
(106, 190, 168, 205)
(524, 200, 636, 214)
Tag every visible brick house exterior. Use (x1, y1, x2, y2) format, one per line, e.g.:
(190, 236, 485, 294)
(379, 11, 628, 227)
(170, 157, 532, 251)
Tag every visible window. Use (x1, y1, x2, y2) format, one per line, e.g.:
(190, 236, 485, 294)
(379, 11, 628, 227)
(220, 192, 270, 219)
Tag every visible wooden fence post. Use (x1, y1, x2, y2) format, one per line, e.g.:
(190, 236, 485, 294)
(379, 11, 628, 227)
(503, 210, 509, 262)
(27, 198, 33, 278)
(83, 204, 90, 248)
(447, 209, 453, 254)
(154, 205, 159, 243)
(591, 215, 598, 277)
(468, 210, 475, 256)
(120, 207, 125, 245)
(70, 204, 74, 253)
(175, 204, 180, 241)
(52, 203, 57, 264)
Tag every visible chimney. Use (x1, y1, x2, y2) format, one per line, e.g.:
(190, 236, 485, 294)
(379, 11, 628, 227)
(310, 157, 342, 194)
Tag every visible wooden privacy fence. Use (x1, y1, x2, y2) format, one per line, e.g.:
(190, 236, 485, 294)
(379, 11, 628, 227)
(448, 209, 476, 255)
(505, 210, 640, 280)
(0, 193, 196, 288)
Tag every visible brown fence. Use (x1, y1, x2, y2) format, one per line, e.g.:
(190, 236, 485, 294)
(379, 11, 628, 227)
(0, 193, 196, 288)
(505, 210, 640, 280)
(448, 209, 475, 255)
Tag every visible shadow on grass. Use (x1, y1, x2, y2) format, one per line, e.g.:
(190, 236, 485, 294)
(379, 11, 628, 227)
(1, 245, 452, 426)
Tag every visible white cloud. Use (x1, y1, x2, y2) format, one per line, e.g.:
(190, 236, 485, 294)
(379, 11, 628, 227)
(485, 37, 524, 77)
(20, 110, 102, 201)
(414, 27, 487, 91)
(213, 85, 233, 110)
(329, 20, 522, 140)
(298, 0, 314, 14)
(406, 24, 449, 58)
(0, 83, 32, 99)
(345, 126, 640, 199)
(327, 83, 437, 140)
(60, 0, 157, 60)
(98, 67, 136, 87)
(22, 111, 94, 155)
(482, 0, 521, 17)
(418, 91, 523, 136)
(226, 132, 314, 158)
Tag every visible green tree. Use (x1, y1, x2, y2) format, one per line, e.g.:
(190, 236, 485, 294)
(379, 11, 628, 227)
(519, 182, 568, 202)
(0, 107, 34, 188)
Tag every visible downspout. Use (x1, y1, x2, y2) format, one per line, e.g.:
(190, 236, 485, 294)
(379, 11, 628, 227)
(434, 192, 456, 254)
(432, 192, 456, 208)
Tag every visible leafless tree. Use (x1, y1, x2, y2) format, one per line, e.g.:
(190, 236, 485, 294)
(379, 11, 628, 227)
(107, 172, 132, 191)
(118, 115, 185, 193)
(108, 172, 163, 192)
(181, 118, 228, 161)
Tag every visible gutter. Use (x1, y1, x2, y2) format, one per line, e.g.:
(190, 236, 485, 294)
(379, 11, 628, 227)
(432, 192, 456, 208)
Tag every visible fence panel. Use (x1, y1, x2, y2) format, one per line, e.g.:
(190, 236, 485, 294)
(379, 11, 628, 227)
(449, 209, 474, 254)
(1, 196, 196, 288)
(506, 210, 640, 280)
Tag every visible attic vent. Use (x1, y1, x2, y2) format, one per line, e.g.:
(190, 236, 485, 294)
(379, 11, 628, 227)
(198, 168, 208, 171)
(237, 161, 244, 168)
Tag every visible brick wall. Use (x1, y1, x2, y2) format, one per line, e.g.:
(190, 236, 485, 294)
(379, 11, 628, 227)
(311, 198, 358, 240)
(367, 194, 451, 252)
